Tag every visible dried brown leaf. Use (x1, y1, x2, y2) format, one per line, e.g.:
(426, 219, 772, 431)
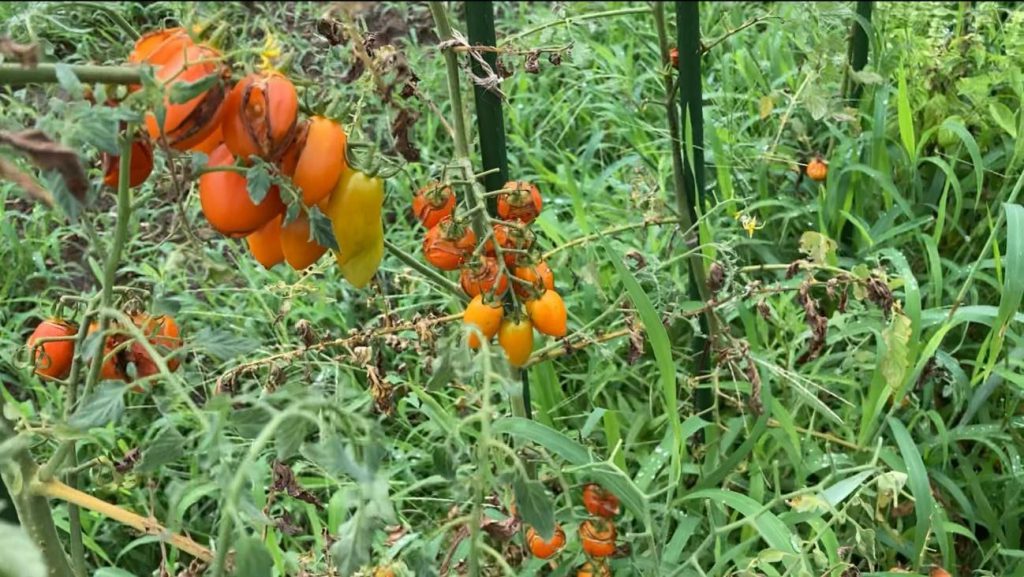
(0, 157, 54, 207)
(0, 129, 89, 203)
(0, 37, 40, 67)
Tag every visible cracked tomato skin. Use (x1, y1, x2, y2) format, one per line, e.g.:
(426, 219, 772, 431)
(579, 519, 617, 558)
(582, 483, 621, 518)
(513, 259, 555, 299)
(497, 180, 543, 223)
(526, 524, 566, 559)
(27, 319, 77, 379)
(412, 181, 456, 229)
(460, 256, 508, 298)
(576, 561, 612, 577)
(422, 216, 477, 271)
(221, 71, 299, 162)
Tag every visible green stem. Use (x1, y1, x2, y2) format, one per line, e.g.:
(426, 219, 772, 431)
(45, 1, 139, 38)
(429, 2, 472, 161)
(383, 239, 467, 302)
(0, 63, 141, 86)
(500, 6, 652, 47)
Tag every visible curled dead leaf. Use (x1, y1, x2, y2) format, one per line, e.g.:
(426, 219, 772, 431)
(0, 129, 89, 203)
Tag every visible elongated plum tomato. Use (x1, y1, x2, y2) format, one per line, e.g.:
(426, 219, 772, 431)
(460, 256, 507, 298)
(526, 289, 567, 338)
(246, 213, 285, 269)
(498, 317, 533, 367)
(463, 295, 504, 349)
(513, 259, 554, 299)
(579, 519, 616, 558)
(199, 144, 285, 237)
(526, 524, 566, 559)
(102, 138, 154, 189)
(222, 72, 299, 162)
(191, 121, 224, 155)
(280, 211, 328, 271)
(422, 217, 476, 271)
(582, 483, 621, 518)
(127, 27, 193, 93)
(326, 168, 386, 288)
(144, 42, 228, 152)
(577, 561, 612, 577)
(412, 181, 456, 229)
(27, 319, 77, 379)
(497, 180, 542, 223)
(287, 116, 348, 206)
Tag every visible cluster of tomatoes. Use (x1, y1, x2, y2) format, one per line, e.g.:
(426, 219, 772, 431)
(25, 312, 182, 392)
(413, 179, 567, 366)
(104, 27, 384, 286)
(524, 483, 621, 576)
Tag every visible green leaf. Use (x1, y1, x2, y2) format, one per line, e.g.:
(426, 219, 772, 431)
(229, 536, 273, 577)
(887, 417, 934, 565)
(302, 439, 371, 484)
(822, 470, 874, 507)
(54, 63, 83, 98)
(987, 204, 1024, 374)
(897, 67, 916, 159)
(190, 151, 209, 173)
(880, 310, 912, 390)
(276, 419, 310, 461)
(681, 489, 798, 554)
(849, 69, 883, 86)
(68, 382, 128, 431)
(798, 231, 838, 266)
(136, 425, 185, 474)
(94, 570, 135, 577)
(600, 238, 682, 484)
(245, 164, 272, 205)
(513, 477, 555, 540)
(989, 101, 1017, 138)
(0, 522, 47, 577)
(169, 73, 219, 105)
(330, 509, 375, 577)
(308, 206, 339, 251)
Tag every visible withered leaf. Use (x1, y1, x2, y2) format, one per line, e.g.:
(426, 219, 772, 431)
(0, 37, 40, 67)
(524, 50, 540, 74)
(391, 107, 421, 163)
(271, 460, 324, 508)
(0, 158, 54, 207)
(0, 129, 88, 203)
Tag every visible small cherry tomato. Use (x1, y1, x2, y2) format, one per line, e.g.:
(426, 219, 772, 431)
(526, 524, 566, 559)
(513, 259, 555, 299)
(460, 255, 508, 298)
(577, 561, 612, 577)
(413, 181, 456, 229)
(497, 180, 542, 223)
(498, 316, 534, 367)
(806, 156, 828, 182)
(579, 519, 616, 558)
(526, 289, 567, 338)
(26, 318, 77, 379)
(488, 222, 535, 268)
(463, 294, 504, 349)
(423, 217, 477, 271)
(582, 483, 621, 518)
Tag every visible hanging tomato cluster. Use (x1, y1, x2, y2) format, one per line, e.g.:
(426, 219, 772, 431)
(413, 179, 567, 366)
(523, 483, 621, 575)
(108, 27, 384, 287)
(24, 312, 182, 392)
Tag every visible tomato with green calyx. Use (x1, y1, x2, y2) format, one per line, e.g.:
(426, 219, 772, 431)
(413, 181, 456, 229)
(423, 216, 476, 271)
(526, 289, 567, 338)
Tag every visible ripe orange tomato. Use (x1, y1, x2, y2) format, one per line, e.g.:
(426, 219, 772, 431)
(497, 180, 542, 223)
(582, 483, 620, 518)
(129, 27, 192, 66)
(191, 121, 224, 155)
(498, 317, 533, 367)
(806, 157, 828, 182)
(199, 144, 286, 237)
(26, 319, 77, 379)
(929, 569, 951, 577)
(102, 138, 154, 189)
(280, 211, 328, 271)
(513, 259, 555, 299)
(577, 561, 612, 577)
(222, 72, 299, 162)
(526, 524, 566, 559)
(412, 181, 456, 229)
(463, 295, 504, 349)
(86, 322, 128, 382)
(144, 42, 228, 152)
(670, 47, 679, 68)
(579, 519, 616, 558)
(526, 290, 567, 338)
(488, 222, 535, 268)
(460, 256, 508, 298)
(130, 313, 182, 382)
(288, 116, 348, 206)
(423, 217, 477, 271)
(246, 213, 285, 269)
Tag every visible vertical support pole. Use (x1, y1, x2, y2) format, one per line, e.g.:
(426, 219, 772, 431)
(844, 1, 873, 103)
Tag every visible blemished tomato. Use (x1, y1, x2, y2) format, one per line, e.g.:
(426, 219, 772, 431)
(26, 319, 77, 379)
(460, 256, 508, 298)
(87, 322, 128, 382)
(423, 217, 477, 271)
(463, 295, 504, 349)
(497, 180, 542, 223)
(288, 116, 348, 206)
(526, 289, 567, 338)
(191, 121, 224, 155)
(144, 42, 228, 152)
(577, 561, 612, 577)
(498, 317, 533, 367)
(102, 138, 154, 189)
(129, 27, 192, 66)
(806, 157, 828, 182)
(221, 72, 299, 162)
(487, 222, 535, 268)
(130, 313, 183, 383)
(199, 144, 286, 237)
(280, 211, 328, 271)
(582, 483, 621, 518)
(579, 519, 616, 558)
(513, 259, 555, 299)
(526, 524, 566, 559)
(412, 181, 456, 229)
(246, 213, 285, 269)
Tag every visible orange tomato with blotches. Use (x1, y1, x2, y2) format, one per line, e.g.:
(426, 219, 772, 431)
(806, 157, 828, 182)
(221, 72, 299, 162)
(582, 483, 620, 518)
(144, 42, 228, 152)
(526, 524, 565, 559)
(497, 180, 542, 223)
(579, 519, 616, 558)
(460, 256, 508, 298)
(513, 259, 554, 299)
(423, 217, 476, 271)
(412, 181, 456, 229)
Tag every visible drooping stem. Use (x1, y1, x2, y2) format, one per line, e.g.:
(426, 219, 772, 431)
(383, 239, 467, 301)
(0, 63, 141, 86)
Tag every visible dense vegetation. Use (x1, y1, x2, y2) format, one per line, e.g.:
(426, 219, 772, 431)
(1, 2, 1022, 577)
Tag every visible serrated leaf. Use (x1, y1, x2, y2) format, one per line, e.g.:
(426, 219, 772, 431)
(136, 425, 185, 474)
(880, 310, 912, 390)
(849, 69, 883, 86)
(284, 200, 301, 227)
(276, 419, 309, 461)
(68, 382, 127, 431)
(799, 231, 838, 265)
(190, 151, 209, 173)
(229, 536, 273, 577)
(54, 63, 83, 98)
(330, 509, 375, 577)
(308, 206, 340, 251)
(188, 328, 260, 362)
(302, 439, 371, 483)
(513, 477, 555, 540)
(245, 164, 272, 205)
(989, 101, 1017, 138)
(169, 73, 219, 105)
(805, 92, 828, 121)
(0, 522, 47, 577)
